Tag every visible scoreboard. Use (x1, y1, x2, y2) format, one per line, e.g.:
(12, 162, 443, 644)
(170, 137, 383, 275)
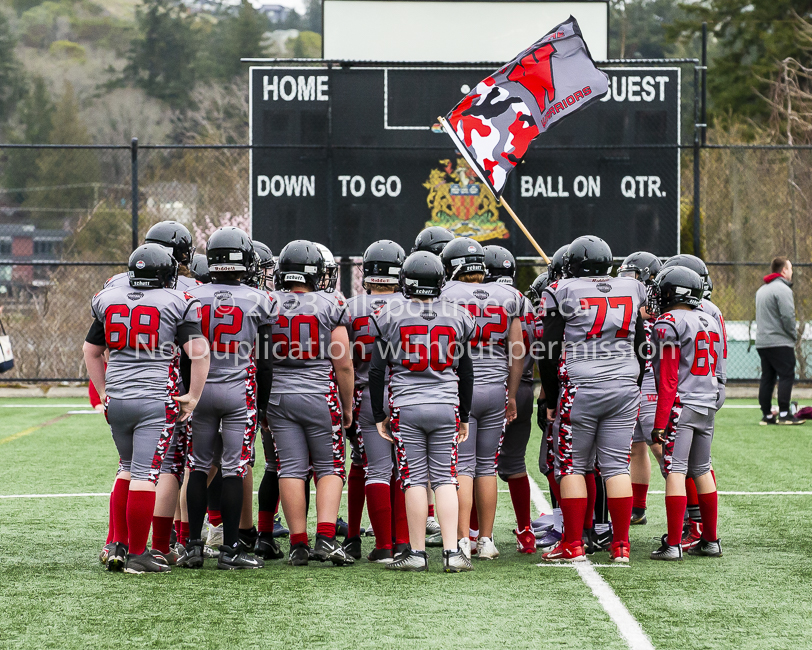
(250, 65, 680, 258)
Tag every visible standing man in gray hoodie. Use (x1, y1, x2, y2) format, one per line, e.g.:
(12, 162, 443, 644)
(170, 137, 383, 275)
(756, 257, 804, 425)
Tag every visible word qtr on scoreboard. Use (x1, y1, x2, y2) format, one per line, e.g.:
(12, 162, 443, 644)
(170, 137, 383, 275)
(250, 65, 681, 258)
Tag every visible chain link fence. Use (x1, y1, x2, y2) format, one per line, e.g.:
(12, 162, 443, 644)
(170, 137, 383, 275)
(0, 143, 810, 382)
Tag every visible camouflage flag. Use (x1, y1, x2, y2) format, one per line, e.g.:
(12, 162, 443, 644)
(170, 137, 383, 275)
(441, 16, 609, 198)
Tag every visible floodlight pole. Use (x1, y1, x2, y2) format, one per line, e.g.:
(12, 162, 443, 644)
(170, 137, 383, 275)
(131, 137, 139, 253)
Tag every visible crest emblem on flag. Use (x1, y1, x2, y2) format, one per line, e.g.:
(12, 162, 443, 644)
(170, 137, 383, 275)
(441, 16, 609, 198)
(423, 156, 509, 241)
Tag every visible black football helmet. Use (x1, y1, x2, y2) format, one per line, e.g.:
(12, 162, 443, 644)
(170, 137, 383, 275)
(363, 239, 406, 287)
(144, 220, 195, 266)
(128, 243, 178, 289)
(190, 253, 211, 284)
(618, 251, 662, 285)
(206, 227, 254, 276)
(440, 237, 485, 280)
(274, 240, 324, 291)
(400, 251, 445, 298)
(648, 266, 704, 315)
(663, 254, 712, 298)
(246, 240, 274, 289)
(483, 245, 516, 285)
(548, 245, 568, 281)
(526, 271, 551, 309)
(314, 242, 338, 293)
(412, 226, 454, 255)
(564, 236, 613, 278)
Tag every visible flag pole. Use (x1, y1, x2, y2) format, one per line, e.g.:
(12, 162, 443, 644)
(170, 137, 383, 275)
(438, 116, 551, 266)
(498, 196, 550, 265)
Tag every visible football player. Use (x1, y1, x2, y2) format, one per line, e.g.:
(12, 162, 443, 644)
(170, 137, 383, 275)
(369, 251, 477, 572)
(483, 245, 537, 554)
(344, 240, 407, 563)
(268, 240, 355, 566)
(83, 243, 209, 573)
(441, 238, 524, 560)
(178, 228, 276, 570)
(617, 252, 663, 526)
(648, 266, 723, 560)
(411, 226, 454, 255)
(539, 236, 648, 563)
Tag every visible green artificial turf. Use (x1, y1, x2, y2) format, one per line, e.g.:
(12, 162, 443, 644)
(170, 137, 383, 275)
(1, 398, 811, 649)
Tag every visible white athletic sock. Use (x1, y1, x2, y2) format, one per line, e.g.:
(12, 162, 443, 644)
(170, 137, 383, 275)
(595, 523, 610, 535)
(779, 411, 788, 417)
(553, 508, 563, 533)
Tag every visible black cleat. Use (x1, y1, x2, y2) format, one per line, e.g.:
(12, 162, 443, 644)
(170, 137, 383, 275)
(760, 414, 777, 425)
(393, 542, 410, 558)
(238, 526, 258, 553)
(99, 542, 114, 566)
(387, 549, 428, 571)
(582, 529, 597, 555)
(314, 534, 355, 566)
(367, 547, 394, 564)
(336, 517, 349, 539)
(288, 542, 311, 566)
(650, 534, 683, 561)
(254, 533, 284, 560)
(594, 526, 613, 552)
(687, 538, 723, 557)
(106, 542, 128, 572)
(342, 535, 363, 560)
(124, 550, 171, 574)
(778, 414, 805, 426)
(176, 539, 205, 569)
(273, 514, 290, 538)
(443, 549, 472, 573)
(630, 508, 648, 525)
(217, 545, 264, 570)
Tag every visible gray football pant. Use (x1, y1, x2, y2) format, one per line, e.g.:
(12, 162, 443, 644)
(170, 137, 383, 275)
(663, 404, 715, 477)
(632, 393, 657, 445)
(187, 378, 257, 479)
(355, 386, 395, 485)
(267, 391, 346, 482)
(458, 382, 507, 479)
(160, 420, 187, 482)
(555, 382, 640, 480)
(106, 398, 178, 484)
(498, 381, 534, 479)
(391, 404, 459, 490)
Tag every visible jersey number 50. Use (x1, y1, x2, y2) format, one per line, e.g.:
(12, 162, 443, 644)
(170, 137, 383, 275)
(400, 325, 457, 372)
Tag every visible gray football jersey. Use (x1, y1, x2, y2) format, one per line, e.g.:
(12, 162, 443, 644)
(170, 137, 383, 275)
(542, 276, 647, 385)
(269, 290, 350, 394)
(346, 292, 406, 388)
(372, 297, 477, 408)
(91, 285, 202, 400)
(441, 280, 522, 384)
(188, 283, 276, 383)
(104, 271, 200, 292)
(699, 298, 728, 385)
(652, 309, 721, 410)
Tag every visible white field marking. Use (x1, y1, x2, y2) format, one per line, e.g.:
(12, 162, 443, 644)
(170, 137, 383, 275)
(536, 563, 630, 569)
(67, 410, 101, 414)
(649, 490, 812, 496)
(528, 475, 655, 650)
(0, 492, 109, 499)
(0, 404, 89, 408)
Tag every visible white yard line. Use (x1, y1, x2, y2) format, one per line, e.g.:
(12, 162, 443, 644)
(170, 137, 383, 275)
(528, 475, 655, 650)
(0, 404, 89, 408)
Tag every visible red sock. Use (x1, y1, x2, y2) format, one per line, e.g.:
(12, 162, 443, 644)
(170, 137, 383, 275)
(207, 509, 222, 528)
(111, 478, 130, 544)
(391, 478, 409, 545)
(366, 483, 393, 549)
(665, 495, 687, 546)
(697, 491, 718, 541)
(257, 511, 275, 534)
(126, 490, 156, 556)
(632, 483, 649, 510)
(290, 532, 308, 546)
(151, 516, 173, 553)
(173, 518, 181, 538)
(711, 469, 717, 486)
(347, 463, 366, 538)
(607, 496, 633, 544)
(105, 492, 115, 544)
(584, 473, 596, 530)
(470, 492, 479, 532)
(546, 472, 561, 505)
(316, 522, 336, 538)
(560, 497, 587, 545)
(686, 477, 699, 507)
(508, 476, 532, 530)
(178, 521, 189, 547)
(427, 504, 435, 518)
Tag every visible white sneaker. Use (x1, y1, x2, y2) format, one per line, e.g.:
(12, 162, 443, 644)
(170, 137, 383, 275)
(476, 536, 499, 560)
(426, 516, 441, 536)
(458, 537, 471, 559)
(206, 523, 223, 548)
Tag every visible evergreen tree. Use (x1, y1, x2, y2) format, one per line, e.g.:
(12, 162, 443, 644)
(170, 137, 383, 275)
(0, 11, 26, 128)
(209, 0, 269, 80)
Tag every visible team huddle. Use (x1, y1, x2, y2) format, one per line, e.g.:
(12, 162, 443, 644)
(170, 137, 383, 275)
(83, 220, 727, 574)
